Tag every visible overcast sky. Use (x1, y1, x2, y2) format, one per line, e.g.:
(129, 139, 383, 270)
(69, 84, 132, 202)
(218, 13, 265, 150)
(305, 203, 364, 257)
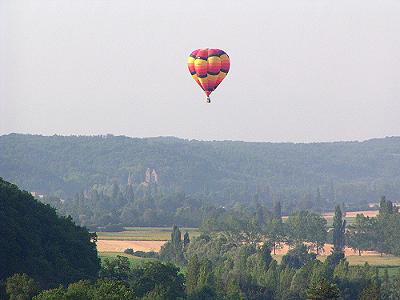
(1, 0, 399, 142)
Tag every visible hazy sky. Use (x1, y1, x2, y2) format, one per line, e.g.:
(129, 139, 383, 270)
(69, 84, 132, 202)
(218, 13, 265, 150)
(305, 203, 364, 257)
(1, 0, 400, 142)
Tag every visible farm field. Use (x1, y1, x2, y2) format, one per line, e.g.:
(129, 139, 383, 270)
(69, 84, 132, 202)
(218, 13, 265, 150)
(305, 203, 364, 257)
(99, 252, 156, 266)
(323, 210, 379, 219)
(99, 251, 400, 276)
(97, 227, 201, 241)
(97, 211, 378, 242)
(343, 255, 400, 266)
(272, 254, 400, 266)
(97, 239, 165, 252)
(272, 243, 380, 256)
(96, 211, 380, 253)
(325, 210, 379, 227)
(280, 210, 379, 227)
(96, 239, 382, 256)
(96, 218, 400, 277)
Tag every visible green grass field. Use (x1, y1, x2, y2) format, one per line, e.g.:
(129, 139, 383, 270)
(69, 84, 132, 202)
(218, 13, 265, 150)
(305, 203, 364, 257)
(97, 213, 365, 240)
(325, 216, 357, 227)
(99, 252, 156, 266)
(100, 251, 400, 277)
(98, 226, 400, 277)
(97, 227, 201, 241)
(343, 255, 400, 266)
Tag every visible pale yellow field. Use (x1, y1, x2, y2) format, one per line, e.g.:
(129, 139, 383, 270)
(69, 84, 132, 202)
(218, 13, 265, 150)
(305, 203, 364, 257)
(97, 227, 200, 241)
(323, 210, 379, 219)
(272, 254, 400, 266)
(96, 212, 381, 255)
(97, 240, 164, 252)
(282, 210, 379, 221)
(272, 243, 380, 256)
(96, 239, 381, 257)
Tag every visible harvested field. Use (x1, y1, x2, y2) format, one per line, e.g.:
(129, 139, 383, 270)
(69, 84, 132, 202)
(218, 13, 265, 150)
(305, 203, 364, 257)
(97, 240, 165, 252)
(272, 254, 400, 267)
(323, 210, 379, 219)
(97, 239, 379, 257)
(97, 227, 200, 241)
(273, 243, 380, 256)
(283, 210, 379, 221)
(282, 210, 379, 226)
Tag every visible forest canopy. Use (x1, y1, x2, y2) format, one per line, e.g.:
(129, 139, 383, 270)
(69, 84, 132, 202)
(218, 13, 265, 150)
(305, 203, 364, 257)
(1, 134, 400, 206)
(2, 134, 400, 227)
(0, 178, 100, 287)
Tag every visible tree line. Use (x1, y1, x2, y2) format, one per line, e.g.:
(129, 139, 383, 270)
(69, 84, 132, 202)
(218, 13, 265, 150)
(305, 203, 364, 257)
(347, 197, 400, 256)
(3, 133, 400, 213)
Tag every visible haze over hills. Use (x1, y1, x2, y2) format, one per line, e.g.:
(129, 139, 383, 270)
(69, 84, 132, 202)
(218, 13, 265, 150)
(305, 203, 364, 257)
(1, 133, 400, 209)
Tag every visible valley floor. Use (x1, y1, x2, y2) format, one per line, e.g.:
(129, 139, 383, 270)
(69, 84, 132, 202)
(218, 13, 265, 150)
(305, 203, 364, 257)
(96, 225, 400, 270)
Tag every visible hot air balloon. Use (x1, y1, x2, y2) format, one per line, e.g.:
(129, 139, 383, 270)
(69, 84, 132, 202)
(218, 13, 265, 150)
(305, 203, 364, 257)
(187, 48, 230, 103)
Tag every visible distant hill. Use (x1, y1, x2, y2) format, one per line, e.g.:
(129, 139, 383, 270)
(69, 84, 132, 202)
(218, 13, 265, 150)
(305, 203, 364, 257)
(0, 177, 99, 287)
(1, 133, 400, 207)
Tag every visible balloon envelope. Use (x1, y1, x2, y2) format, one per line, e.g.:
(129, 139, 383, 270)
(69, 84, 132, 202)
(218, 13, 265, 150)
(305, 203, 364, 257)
(187, 48, 230, 101)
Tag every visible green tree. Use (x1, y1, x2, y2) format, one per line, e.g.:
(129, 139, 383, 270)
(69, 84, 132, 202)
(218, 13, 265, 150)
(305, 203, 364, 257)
(32, 287, 66, 300)
(197, 258, 214, 289)
(309, 261, 330, 287)
(225, 278, 245, 300)
(129, 261, 185, 299)
(93, 279, 136, 300)
(193, 259, 216, 299)
(282, 244, 317, 269)
(186, 255, 201, 297)
(375, 197, 400, 256)
(172, 225, 182, 249)
(346, 214, 375, 256)
(0, 179, 100, 287)
(332, 205, 346, 253)
(389, 271, 400, 299)
(264, 260, 279, 296)
(6, 274, 38, 300)
(159, 225, 185, 265)
(278, 266, 296, 300)
(184, 231, 190, 249)
(55, 280, 93, 300)
(272, 201, 282, 220)
(380, 269, 390, 300)
(306, 278, 340, 300)
(290, 264, 311, 298)
(379, 196, 397, 215)
(266, 219, 286, 255)
(286, 211, 327, 253)
(259, 243, 273, 268)
(358, 283, 380, 300)
(34, 279, 136, 300)
(326, 251, 345, 271)
(99, 256, 131, 281)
